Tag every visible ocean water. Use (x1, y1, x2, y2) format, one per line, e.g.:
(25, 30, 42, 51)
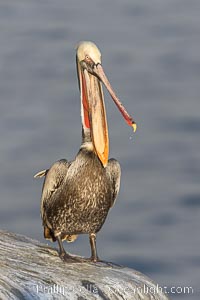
(0, 1, 200, 299)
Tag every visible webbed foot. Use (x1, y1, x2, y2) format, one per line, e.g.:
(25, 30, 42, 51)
(59, 252, 89, 263)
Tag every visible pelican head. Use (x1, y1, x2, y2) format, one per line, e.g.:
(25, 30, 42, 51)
(76, 41, 136, 167)
(76, 41, 101, 66)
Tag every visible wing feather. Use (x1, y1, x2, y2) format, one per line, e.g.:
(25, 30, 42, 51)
(35, 159, 70, 220)
(35, 159, 72, 241)
(106, 158, 121, 208)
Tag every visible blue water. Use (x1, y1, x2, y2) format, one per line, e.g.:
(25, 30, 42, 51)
(0, 1, 200, 299)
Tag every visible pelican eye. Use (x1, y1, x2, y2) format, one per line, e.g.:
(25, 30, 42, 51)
(85, 55, 90, 61)
(84, 55, 94, 65)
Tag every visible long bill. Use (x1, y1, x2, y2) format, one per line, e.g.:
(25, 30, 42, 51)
(78, 63, 109, 167)
(93, 64, 137, 133)
(78, 61, 137, 168)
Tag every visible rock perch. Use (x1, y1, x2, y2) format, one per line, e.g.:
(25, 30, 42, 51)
(0, 230, 170, 300)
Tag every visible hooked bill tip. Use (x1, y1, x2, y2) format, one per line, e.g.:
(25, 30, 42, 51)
(132, 122, 137, 133)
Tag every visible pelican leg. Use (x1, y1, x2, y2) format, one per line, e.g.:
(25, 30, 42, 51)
(89, 233, 99, 262)
(56, 235, 79, 263)
(57, 235, 66, 258)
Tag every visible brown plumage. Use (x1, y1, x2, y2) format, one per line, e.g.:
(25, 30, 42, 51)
(35, 148, 120, 262)
(34, 41, 136, 262)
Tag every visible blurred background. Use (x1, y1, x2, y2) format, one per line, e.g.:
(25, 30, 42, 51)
(0, 0, 200, 299)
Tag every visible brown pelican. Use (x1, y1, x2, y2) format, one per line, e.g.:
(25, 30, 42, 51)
(34, 41, 136, 263)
